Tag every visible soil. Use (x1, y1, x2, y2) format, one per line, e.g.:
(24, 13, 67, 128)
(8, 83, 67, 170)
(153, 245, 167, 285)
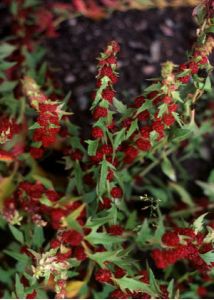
(47, 7, 197, 114)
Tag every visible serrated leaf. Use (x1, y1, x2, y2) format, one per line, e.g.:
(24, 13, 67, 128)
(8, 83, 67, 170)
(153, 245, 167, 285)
(9, 225, 24, 244)
(113, 98, 127, 114)
(98, 159, 108, 195)
(158, 103, 168, 118)
(167, 279, 174, 298)
(136, 219, 152, 245)
(15, 274, 25, 298)
(196, 180, 214, 200)
(86, 140, 99, 156)
(126, 119, 138, 139)
(161, 157, 176, 181)
(32, 226, 45, 248)
(114, 277, 157, 297)
(113, 128, 126, 149)
(200, 251, 214, 265)
(32, 175, 54, 190)
(85, 230, 124, 246)
(169, 182, 194, 207)
(74, 162, 83, 194)
(204, 77, 212, 92)
(172, 128, 192, 143)
(0, 61, 16, 71)
(0, 81, 17, 93)
(192, 213, 207, 233)
(4, 250, 29, 264)
(0, 43, 16, 59)
(66, 204, 85, 233)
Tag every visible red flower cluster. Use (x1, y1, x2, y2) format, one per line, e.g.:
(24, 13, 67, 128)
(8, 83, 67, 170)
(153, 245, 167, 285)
(0, 117, 19, 144)
(32, 102, 60, 154)
(152, 228, 211, 272)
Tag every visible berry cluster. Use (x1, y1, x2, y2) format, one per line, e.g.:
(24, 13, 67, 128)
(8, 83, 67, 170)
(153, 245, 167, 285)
(152, 227, 211, 272)
(23, 77, 64, 158)
(0, 117, 19, 144)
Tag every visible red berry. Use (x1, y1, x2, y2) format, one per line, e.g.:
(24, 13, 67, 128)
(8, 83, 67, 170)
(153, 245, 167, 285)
(189, 61, 199, 74)
(91, 127, 103, 139)
(179, 75, 190, 84)
(26, 290, 37, 299)
(134, 96, 145, 108)
(74, 246, 87, 261)
(62, 230, 83, 246)
(93, 107, 108, 120)
(102, 88, 115, 103)
(163, 114, 175, 126)
(162, 231, 180, 247)
(140, 126, 151, 139)
(199, 56, 208, 64)
(99, 197, 112, 210)
(107, 224, 124, 236)
(100, 144, 113, 155)
(30, 147, 44, 159)
(168, 103, 178, 113)
(197, 286, 207, 297)
(95, 268, 111, 283)
(162, 96, 172, 104)
(50, 239, 61, 249)
(114, 266, 126, 278)
(111, 186, 123, 198)
(110, 289, 128, 299)
(152, 120, 164, 133)
(137, 110, 150, 122)
(136, 138, 151, 151)
(71, 149, 83, 161)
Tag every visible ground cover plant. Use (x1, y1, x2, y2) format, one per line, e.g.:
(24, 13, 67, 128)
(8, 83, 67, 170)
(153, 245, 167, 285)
(1, 0, 214, 299)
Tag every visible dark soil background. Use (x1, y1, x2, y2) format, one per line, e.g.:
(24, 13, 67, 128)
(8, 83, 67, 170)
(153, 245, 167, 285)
(47, 7, 196, 112)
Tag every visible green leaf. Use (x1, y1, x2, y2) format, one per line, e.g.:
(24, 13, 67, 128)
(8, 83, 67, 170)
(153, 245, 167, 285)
(85, 230, 124, 246)
(192, 213, 207, 234)
(113, 98, 127, 114)
(200, 251, 214, 265)
(149, 268, 161, 294)
(0, 43, 16, 59)
(167, 279, 175, 299)
(136, 99, 152, 114)
(29, 122, 41, 130)
(169, 182, 194, 207)
(88, 249, 131, 268)
(98, 159, 108, 195)
(196, 180, 214, 200)
(114, 276, 157, 297)
(145, 83, 161, 93)
(172, 128, 192, 143)
(158, 103, 168, 118)
(206, 25, 214, 33)
(113, 128, 126, 149)
(9, 225, 24, 244)
(0, 81, 17, 93)
(0, 61, 16, 71)
(204, 77, 212, 92)
(4, 250, 29, 265)
(161, 157, 176, 181)
(86, 140, 99, 156)
(136, 219, 152, 245)
(32, 226, 45, 248)
(15, 274, 25, 298)
(126, 119, 138, 139)
(74, 162, 84, 194)
(66, 203, 85, 233)
(32, 175, 54, 190)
